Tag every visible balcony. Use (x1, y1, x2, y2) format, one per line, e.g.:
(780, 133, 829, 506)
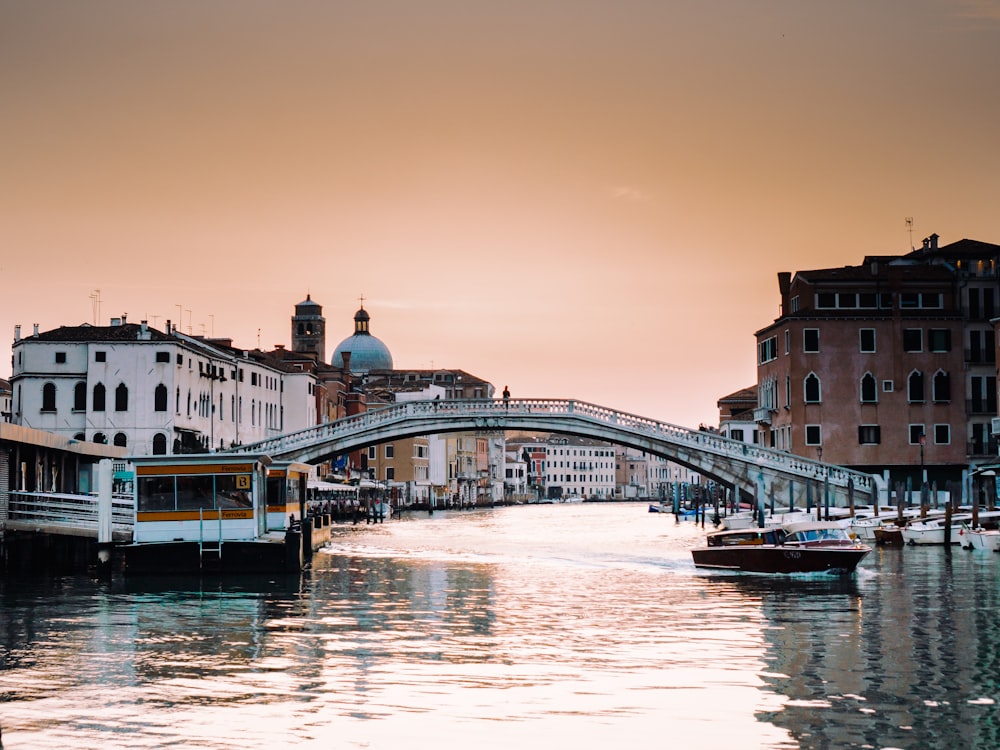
(753, 407, 773, 425)
(968, 438, 999, 457)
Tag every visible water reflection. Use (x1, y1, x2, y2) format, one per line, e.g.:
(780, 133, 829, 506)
(742, 547, 1000, 749)
(3, 506, 1000, 749)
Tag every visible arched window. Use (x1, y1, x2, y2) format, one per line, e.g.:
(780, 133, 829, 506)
(908, 371, 925, 403)
(932, 371, 951, 403)
(73, 432, 85, 441)
(154, 384, 168, 412)
(804, 373, 821, 403)
(74, 382, 87, 411)
(93, 432, 107, 444)
(113, 432, 127, 447)
(152, 433, 167, 455)
(115, 383, 128, 411)
(41, 382, 57, 412)
(860, 372, 878, 403)
(93, 383, 106, 412)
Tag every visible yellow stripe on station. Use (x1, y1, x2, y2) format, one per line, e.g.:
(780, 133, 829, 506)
(136, 463, 255, 476)
(136, 509, 255, 522)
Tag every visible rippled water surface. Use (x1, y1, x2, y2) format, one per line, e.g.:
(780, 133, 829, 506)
(3, 503, 1000, 749)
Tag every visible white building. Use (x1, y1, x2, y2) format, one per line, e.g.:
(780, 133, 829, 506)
(0, 378, 11, 423)
(10, 318, 319, 455)
(507, 435, 616, 500)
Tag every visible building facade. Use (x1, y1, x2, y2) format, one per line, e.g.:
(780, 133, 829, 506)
(754, 234, 998, 489)
(10, 318, 315, 455)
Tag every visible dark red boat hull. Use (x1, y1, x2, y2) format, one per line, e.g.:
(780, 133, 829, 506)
(691, 545, 870, 574)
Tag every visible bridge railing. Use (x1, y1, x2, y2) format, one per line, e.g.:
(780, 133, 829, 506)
(226, 398, 873, 493)
(6, 491, 135, 540)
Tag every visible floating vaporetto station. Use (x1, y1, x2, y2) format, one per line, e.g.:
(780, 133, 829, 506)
(122, 454, 328, 575)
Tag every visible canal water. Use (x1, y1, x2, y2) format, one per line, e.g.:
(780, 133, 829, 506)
(2, 502, 999, 749)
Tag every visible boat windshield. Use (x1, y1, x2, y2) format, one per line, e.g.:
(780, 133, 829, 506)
(785, 527, 852, 544)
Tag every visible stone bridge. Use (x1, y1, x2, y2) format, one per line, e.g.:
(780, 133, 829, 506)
(226, 398, 880, 508)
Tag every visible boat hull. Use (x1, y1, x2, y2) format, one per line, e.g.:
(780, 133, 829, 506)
(691, 545, 871, 574)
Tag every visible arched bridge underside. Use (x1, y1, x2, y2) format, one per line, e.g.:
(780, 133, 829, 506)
(224, 398, 881, 508)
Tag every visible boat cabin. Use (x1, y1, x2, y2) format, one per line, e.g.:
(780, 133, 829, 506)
(706, 528, 786, 547)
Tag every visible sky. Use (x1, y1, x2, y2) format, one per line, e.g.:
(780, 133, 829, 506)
(2, 1, 999, 429)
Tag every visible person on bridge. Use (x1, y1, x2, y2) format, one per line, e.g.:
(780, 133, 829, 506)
(503, 385, 510, 409)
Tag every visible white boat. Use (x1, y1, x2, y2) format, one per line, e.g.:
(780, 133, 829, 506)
(902, 514, 973, 545)
(367, 501, 392, 519)
(850, 507, 936, 541)
(963, 527, 1000, 551)
(903, 510, 1000, 546)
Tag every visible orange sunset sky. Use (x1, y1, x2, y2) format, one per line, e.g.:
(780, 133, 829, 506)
(2, 1, 999, 429)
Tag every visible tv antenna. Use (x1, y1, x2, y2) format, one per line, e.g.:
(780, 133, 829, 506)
(90, 289, 102, 325)
(905, 217, 914, 250)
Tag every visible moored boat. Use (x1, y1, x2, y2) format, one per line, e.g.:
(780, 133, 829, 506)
(691, 520, 872, 574)
(963, 526, 1000, 552)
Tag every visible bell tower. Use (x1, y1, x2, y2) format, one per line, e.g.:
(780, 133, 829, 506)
(291, 294, 326, 361)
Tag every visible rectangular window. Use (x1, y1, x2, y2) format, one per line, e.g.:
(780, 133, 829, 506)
(900, 292, 919, 308)
(858, 293, 878, 308)
(95, 351, 107, 362)
(928, 329, 951, 352)
(837, 292, 857, 308)
(805, 425, 822, 446)
(883, 380, 894, 392)
(908, 425, 926, 445)
(784, 330, 790, 355)
(790, 296, 800, 313)
(385, 444, 394, 459)
(55, 352, 66, 363)
(367, 446, 376, 460)
(933, 424, 950, 445)
(155, 351, 170, 363)
(758, 336, 778, 364)
(385, 467, 395, 481)
(903, 329, 922, 352)
(176, 354, 184, 365)
(860, 329, 876, 353)
(816, 293, 836, 309)
(803, 329, 819, 353)
(858, 425, 881, 445)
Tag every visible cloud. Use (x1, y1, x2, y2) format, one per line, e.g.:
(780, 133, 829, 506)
(949, 0, 1000, 20)
(611, 186, 649, 203)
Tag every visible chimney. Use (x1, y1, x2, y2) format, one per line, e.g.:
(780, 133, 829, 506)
(14, 324, 21, 341)
(777, 272, 792, 315)
(33, 323, 39, 337)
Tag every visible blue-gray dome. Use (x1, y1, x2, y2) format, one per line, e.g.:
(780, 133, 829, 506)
(331, 306, 393, 372)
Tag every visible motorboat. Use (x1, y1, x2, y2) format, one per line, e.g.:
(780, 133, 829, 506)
(901, 511, 1000, 545)
(963, 526, 1000, 552)
(691, 521, 872, 574)
(367, 501, 392, 520)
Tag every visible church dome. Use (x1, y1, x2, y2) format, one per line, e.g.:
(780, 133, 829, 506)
(331, 305, 393, 372)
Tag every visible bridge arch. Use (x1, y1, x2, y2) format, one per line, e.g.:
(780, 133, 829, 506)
(223, 399, 880, 508)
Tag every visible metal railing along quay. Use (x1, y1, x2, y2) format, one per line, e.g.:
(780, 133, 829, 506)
(5, 491, 135, 542)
